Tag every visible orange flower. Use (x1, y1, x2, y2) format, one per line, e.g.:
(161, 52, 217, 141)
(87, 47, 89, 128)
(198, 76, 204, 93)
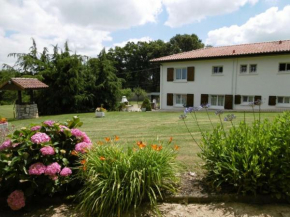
(97, 141, 104, 145)
(174, 145, 180, 150)
(156, 145, 163, 151)
(81, 159, 86, 165)
(169, 137, 173, 143)
(71, 150, 78, 156)
(151, 144, 158, 150)
(105, 137, 111, 142)
(114, 135, 120, 141)
(137, 141, 146, 149)
(100, 156, 106, 161)
(83, 166, 87, 171)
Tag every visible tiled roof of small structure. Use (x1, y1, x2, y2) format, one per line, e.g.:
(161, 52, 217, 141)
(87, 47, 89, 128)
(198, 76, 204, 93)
(150, 40, 290, 62)
(0, 78, 48, 90)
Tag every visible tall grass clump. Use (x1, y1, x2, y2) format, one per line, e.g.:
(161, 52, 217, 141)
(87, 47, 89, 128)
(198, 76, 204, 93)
(182, 102, 290, 200)
(76, 138, 180, 216)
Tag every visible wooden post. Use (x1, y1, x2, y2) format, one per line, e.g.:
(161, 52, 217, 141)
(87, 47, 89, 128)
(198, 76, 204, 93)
(17, 90, 22, 105)
(30, 90, 34, 104)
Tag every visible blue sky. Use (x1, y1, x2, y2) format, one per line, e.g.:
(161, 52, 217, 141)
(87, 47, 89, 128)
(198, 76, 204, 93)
(0, 0, 290, 67)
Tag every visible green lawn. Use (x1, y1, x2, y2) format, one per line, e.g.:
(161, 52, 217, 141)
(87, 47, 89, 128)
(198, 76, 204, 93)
(0, 104, 280, 171)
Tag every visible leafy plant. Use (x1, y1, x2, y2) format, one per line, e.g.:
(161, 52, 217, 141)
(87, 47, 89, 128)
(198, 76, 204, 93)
(182, 103, 290, 200)
(134, 87, 147, 105)
(0, 116, 92, 210)
(76, 138, 180, 216)
(141, 98, 152, 111)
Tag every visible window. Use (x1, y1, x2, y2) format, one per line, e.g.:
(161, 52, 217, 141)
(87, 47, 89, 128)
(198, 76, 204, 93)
(277, 96, 290, 104)
(279, 63, 290, 72)
(242, 96, 254, 103)
(212, 66, 223, 74)
(176, 68, 187, 80)
(175, 94, 187, 106)
(249, 64, 257, 73)
(210, 95, 224, 106)
(240, 65, 247, 73)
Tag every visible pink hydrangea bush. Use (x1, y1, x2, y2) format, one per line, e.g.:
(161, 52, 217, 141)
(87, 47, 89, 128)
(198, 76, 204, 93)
(0, 116, 91, 210)
(7, 190, 25, 211)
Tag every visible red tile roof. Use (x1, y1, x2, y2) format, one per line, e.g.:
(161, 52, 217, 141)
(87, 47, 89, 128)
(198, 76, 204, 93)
(151, 40, 290, 62)
(0, 78, 48, 90)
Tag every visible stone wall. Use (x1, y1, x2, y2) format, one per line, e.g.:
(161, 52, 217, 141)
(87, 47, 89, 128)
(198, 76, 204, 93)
(16, 104, 39, 119)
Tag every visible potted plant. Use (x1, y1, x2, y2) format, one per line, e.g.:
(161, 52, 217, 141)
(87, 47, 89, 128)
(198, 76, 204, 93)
(95, 106, 106, 118)
(141, 98, 152, 112)
(0, 116, 8, 130)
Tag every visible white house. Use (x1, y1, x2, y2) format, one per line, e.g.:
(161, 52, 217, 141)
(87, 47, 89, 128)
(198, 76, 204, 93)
(151, 40, 290, 111)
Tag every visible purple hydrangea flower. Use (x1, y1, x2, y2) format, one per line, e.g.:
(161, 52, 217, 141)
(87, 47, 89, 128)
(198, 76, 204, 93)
(31, 126, 41, 131)
(43, 120, 55, 127)
(75, 142, 92, 153)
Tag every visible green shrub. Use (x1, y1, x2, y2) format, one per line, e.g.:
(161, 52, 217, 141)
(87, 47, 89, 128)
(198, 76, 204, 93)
(141, 98, 152, 111)
(76, 139, 180, 216)
(198, 112, 290, 199)
(0, 116, 92, 210)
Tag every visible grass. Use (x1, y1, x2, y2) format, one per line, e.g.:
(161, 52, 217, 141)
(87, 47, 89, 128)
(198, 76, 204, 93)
(0, 104, 280, 171)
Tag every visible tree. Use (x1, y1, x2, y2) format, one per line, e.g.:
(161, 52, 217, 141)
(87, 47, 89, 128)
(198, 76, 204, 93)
(134, 87, 147, 105)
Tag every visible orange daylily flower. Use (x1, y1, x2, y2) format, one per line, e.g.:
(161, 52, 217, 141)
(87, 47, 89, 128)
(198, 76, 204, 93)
(151, 144, 158, 150)
(97, 141, 104, 145)
(71, 150, 78, 156)
(81, 159, 86, 165)
(156, 145, 163, 151)
(174, 145, 180, 150)
(169, 137, 173, 143)
(105, 137, 111, 142)
(100, 156, 106, 161)
(137, 141, 146, 149)
(114, 135, 120, 141)
(83, 166, 87, 171)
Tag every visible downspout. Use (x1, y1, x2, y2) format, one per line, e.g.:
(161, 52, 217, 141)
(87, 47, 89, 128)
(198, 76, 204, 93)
(160, 64, 163, 110)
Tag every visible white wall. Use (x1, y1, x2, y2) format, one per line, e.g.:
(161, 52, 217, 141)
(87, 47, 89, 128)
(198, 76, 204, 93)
(160, 54, 290, 110)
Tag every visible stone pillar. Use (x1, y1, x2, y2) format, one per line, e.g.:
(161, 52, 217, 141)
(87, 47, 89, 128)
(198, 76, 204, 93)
(15, 104, 39, 119)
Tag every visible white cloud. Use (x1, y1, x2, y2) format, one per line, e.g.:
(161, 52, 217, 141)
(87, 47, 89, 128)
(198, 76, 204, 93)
(0, 0, 162, 68)
(112, 37, 153, 48)
(162, 0, 259, 27)
(205, 6, 290, 46)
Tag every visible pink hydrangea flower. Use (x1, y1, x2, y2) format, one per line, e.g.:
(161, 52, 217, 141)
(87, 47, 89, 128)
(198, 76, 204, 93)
(59, 125, 69, 132)
(82, 133, 91, 143)
(29, 162, 46, 175)
(40, 146, 55, 156)
(7, 190, 25, 211)
(0, 140, 11, 151)
(45, 162, 61, 176)
(71, 129, 84, 138)
(75, 142, 92, 153)
(31, 126, 41, 131)
(43, 120, 55, 127)
(60, 167, 72, 177)
(49, 175, 58, 180)
(31, 132, 51, 144)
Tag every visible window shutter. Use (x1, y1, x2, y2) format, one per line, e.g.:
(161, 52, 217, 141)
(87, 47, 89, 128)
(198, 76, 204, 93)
(225, 95, 233, 109)
(268, 96, 276, 106)
(187, 94, 194, 107)
(254, 95, 262, 101)
(167, 68, 174, 82)
(200, 94, 208, 105)
(187, 67, 195, 81)
(234, 95, 241, 104)
(167, 93, 173, 106)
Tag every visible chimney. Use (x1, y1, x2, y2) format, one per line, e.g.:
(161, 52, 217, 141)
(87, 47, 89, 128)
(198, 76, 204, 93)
(279, 40, 282, 44)
(233, 50, 236, 53)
